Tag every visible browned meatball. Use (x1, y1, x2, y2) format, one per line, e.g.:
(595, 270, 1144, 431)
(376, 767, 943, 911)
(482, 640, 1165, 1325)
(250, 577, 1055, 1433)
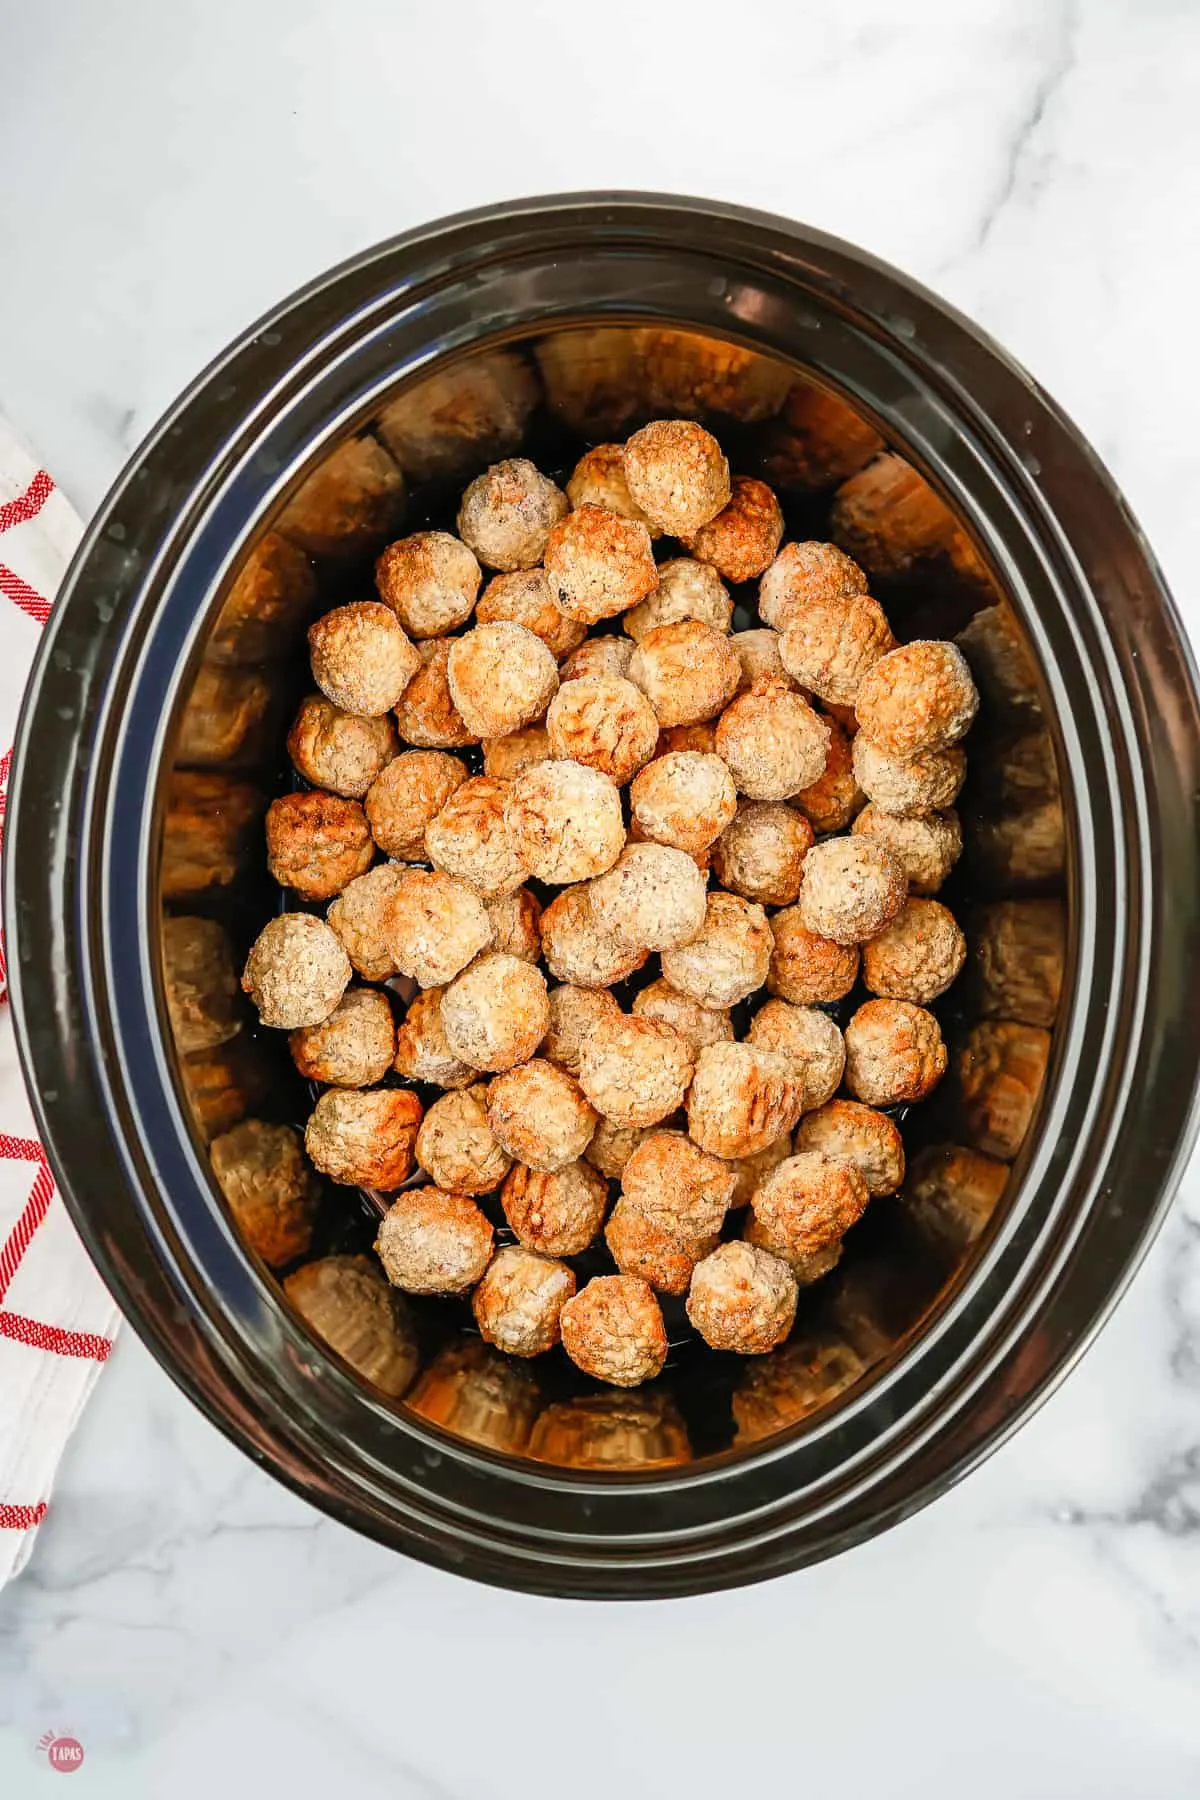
(415, 1084, 512, 1194)
(686, 1241, 797, 1354)
(746, 1000, 845, 1113)
(394, 639, 478, 749)
(288, 695, 397, 799)
(862, 898, 966, 1004)
(631, 979, 734, 1054)
(605, 1200, 715, 1297)
(628, 621, 741, 728)
(798, 837, 907, 945)
(543, 504, 659, 625)
(560, 634, 634, 683)
(713, 802, 814, 906)
(457, 457, 567, 571)
(585, 1118, 652, 1180)
(210, 1119, 321, 1268)
(309, 602, 420, 718)
(794, 1098, 905, 1196)
(588, 844, 708, 951)
(392, 987, 475, 1090)
(566, 442, 660, 535)
(472, 1247, 577, 1356)
(545, 675, 658, 785)
(440, 953, 550, 1073)
(326, 863, 406, 982)
(726, 1132, 794, 1208)
(624, 557, 731, 642)
(683, 476, 784, 583)
(779, 594, 895, 706)
(539, 884, 650, 989)
(375, 1187, 493, 1294)
(305, 1087, 423, 1189)
(542, 983, 624, 1077)
(242, 914, 351, 1029)
(289, 987, 396, 1088)
(501, 1159, 609, 1256)
(578, 1014, 695, 1129)
(687, 1042, 804, 1159)
(621, 1129, 737, 1240)
(767, 907, 860, 1006)
(659, 891, 773, 1009)
(629, 752, 738, 857)
(374, 530, 480, 637)
(475, 569, 587, 660)
(364, 750, 468, 860)
(265, 791, 374, 901)
(851, 734, 966, 818)
(560, 1274, 669, 1386)
(792, 720, 864, 834)
(745, 1151, 869, 1268)
(382, 868, 494, 988)
(715, 681, 831, 801)
(758, 540, 868, 633)
(481, 725, 553, 782)
(505, 759, 625, 884)
(623, 420, 731, 537)
(425, 775, 530, 899)
(446, 621, 559, 740)
(484, 886, 542, 963)
(855, 640, 979, 759)
(852, 805, 962, 896)
(487, 1058, 598, 1171)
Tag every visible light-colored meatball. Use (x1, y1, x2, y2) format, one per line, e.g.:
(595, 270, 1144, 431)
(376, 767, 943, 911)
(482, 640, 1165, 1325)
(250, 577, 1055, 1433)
(326, 863, 406, 983)
(605, 1198, 713, 1296)
(687, 1042, 804, 1159)
(375, 1186, 493, 1294)
(798, 837, 907, 946)
(715, 682, 830, 802)
(623, 419, 731, 537)
(747, 1000, 846, 1113)
(542, 984, 624, 1076)
(425, 774, 530, 899)
(758, 541, 868, 633)
(779, 593, 896, 708)
(363, 749, 468, 860)
(954, 1020, 1051, 1160)
(855, 640, 979, 758)
(283, 1255, 418, 1398)
(628, 620, 741, 728)
(481, 725, 552, 782)
(543, 503, 659, 625)
(505, 759, 625, 884)
(416, 1083, 512, 1194)
(683, 476, 784, 583)
(445, 621, 559, 740)
(473, 1247, 577, 1357)
(545, 675, 658, 785)
(588, 844, 708, 951)
(660, 891, 773, 1010)
(287, 696, 397, 799)
(585, 1117, 652, 1180)
(621, 1129, 738, 1238)
(306, 1087, 424, 1190)
(578, 1014, 695, 1129)
(210, 1119, 321, 1268)
(852, 805, 962, 896)
(792, 720, 864, 834)
(242, 914, 351, 1029)
(560, 1274, 669, 1387)
(794, 1098, 905, 1196)
(566, 442, 660, 535)
(289, 987, 396, 1088)
(713, 802, 813, 907)
(392, 987, 475, 1090)
(727, 1132, 794, 1208)
(394, 639, 478, 749)
(265, 791, 374, 902)
(456, 457, 568, 572)
(539, 883, 650, 989)
(851, 733, 966, 818)
(440, 953, 550, 1073)
(686, 1241, 797, 1354)
(730, 627, 794, 695)
(475, 569, 587, 660)
(745, 1150, 869, 1267)
(623, 557, 732, 643)
(374, 530, 481, 638)
(501, 1158, 609, 1255)
(629, 752, 738, 857)
(382, 868, 494, 989)
(308, 602, 420, 718)
(560, 635, 634, 683)
(862, 898, 966, 1004)
(487, 1058, 598, 1171)
(767, 906, 861, 1005)
(163, 915, 241, 1054)
(484, 886, 542, 962)
(631, 979, 734, 1054)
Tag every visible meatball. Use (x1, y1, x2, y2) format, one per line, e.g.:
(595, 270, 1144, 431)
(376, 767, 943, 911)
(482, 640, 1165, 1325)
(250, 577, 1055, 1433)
(713, 802, 813, 907)
(394, 639, 478, 748)
(560, 1274, 669, 1387)
(605, 1201, 714, 1296)
(798, 836, 907, 945)
(631, 979, 734, 1055)
(560, 635, 634, 683)
(163, 915, 241, 1054)
(660, 891, 773, 1010)
(504, 759, 625, 884)
(628, 620, 741, 728)
(289, 987, 396, 1088)
(542, 983, 623, 1076)
(501, 1158, 609, 1256)
(210, 1119, 320, 1268)
(308, 602, 420, 718)
(687, 1042, 804, 1159)
(779, 593, 895, 708)
(629, 751, 738, 858)
(758, 540, 868, 633)
(683, 476, 784, 583)
(851, 734, 966, 818)
(715, 682, 830, 802)
(487, 1058, 598, 1171)
(792, 720, 864, 834)
(578, 1014, 695, 1129)
(482, 726, 552, 782)
(456, 457, 567, 572)
(424, 775, 530, 899)
(440, 953, 550, 1073)
(484, 886, 542, 963)
(852, 805, 962, 896)
(730, 627, 793, 695)
(392, 987, 475, 1090)
(566, 442, 660, 535)
(588, 844, 708, 951)
(621, 1129, 738, 1239)
(364, 749, 467, 860)
(472, 1247, 577, 1357)
(446, 621, 559, 740)
(287, 696, 397, 799)
(305, 1087, 424, 1189)
(855, 640, 979, 758)
(862, 897, 966, 1004)
(374, 530, 481, 637)
(767, 906, 860, 1005)
(382, 868, 494, 989)
(727, 1132, 794, 1208)
(585, 1117, 651, 1180)
(545, 675, 658, 785)
(540, 883, 650, 989)
(543, 503, 659, 625)
(794, 1098, 905, 1196)
(415, 1083, 512, 1194)
(265, 791, 374, 901)
(745, 1151, 869, 1268)
(283, 1255, 418, 1397)
(475, 569, 586, 660)
(623, 557, 732, 643)
(686, 1241, 797, 1354)
(326, 863, 406, 982)
(375, 1186, 493, 1295)
(747, 1000, 846, 1113)
(242, 914, 350, 1029)
(623, 419, 731, 537)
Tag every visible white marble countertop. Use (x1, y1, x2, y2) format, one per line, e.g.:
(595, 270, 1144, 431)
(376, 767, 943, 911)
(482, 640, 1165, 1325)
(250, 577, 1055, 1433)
(3, 1, 1200, 1793)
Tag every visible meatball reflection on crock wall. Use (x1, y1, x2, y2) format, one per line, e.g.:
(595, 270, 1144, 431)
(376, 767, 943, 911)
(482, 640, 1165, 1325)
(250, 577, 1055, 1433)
(406, 1340, 541, 1455)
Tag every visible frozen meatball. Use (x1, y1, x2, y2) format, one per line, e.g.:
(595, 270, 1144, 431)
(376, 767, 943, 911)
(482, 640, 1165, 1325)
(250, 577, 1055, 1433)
(484, 886, 542, 962)
(715, 682, 830, 801)
(605, 1199, 713, 1296)
(475, 569, 586, 660)
(623, 557, 732, 643)
(425, 775, 530, 899)
(383, 868, 493, 988)
(375, 1186, 493, 1294)
(588, 844, 708, 951)
(482, 725, 552, 782)
(794, 1098, 905, 1196)
(792, 720, 864, 834)
(862, 898, 966, 1004)
(727, 1132, 794, 1208)
(440, 953, 550, 1073)
(265, 791, 374, 901)
(364, 750, 468, 861)
(326, 863, 406, 982)
(210, 1119, 320, 1268)
(622, 1129, 738, 1240)
(546, 675, 658, 785)
(540, 884, 650, 989)
(288, 695, 397, 799)
(631, 979, 734, 1055)
(628, 621, 741, 728)
(487, 1058, 597, 1171)
(660, 891, 773, 1009)
(505, 759, 625, 884)
(683, 476, 784, 583)
(745, 1150, 869, 1267)
(542, 983, 623, 1076)
(851, 734, 966, 818)
(560, 635, 634, 683)
(309, 602, 420, 718)
(456, 457, 567, 572)
(852, 805, 962, 896)
(758, 541, 868, 633)
(501, 1158, 609, 1255)
(473, 1247, 577, 1357)
(730, 627, 794, 695)
(686, 1241, 797, 1354)
(767, 906, 860, 1005)
(306, 1087, 424, 1189)
(798, 837, 907, 945)
(623, 419, 731, 537)
(566, 442, 660, 535)
(687, 1042, 804, 1159)
(544, 504, 658, 625)
(416, 1084, 512, 1194)
(283, 1255, 418, 1398)
(446, 621, 559, 740)
(585, 1117, 651, 1180)
(747, 1000, 846, 1112)
(630, 752, 738, 857)
(578, 1014, 695, 1128)
(289, 987, 396, 1088)
(855, 640, 979, 758)
(394, 639, 478, 748)
(392, 987, 475, 1091)
(242, 914, 351, 1029)
(163, 915, 241, 1054)
(780, 593, 895, 706)
(560, 1274, 669, 1387)
(374, 530, 481, 637)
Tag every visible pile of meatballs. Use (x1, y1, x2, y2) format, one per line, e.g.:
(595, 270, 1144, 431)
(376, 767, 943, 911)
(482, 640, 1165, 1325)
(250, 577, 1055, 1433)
(236, 417, 979, 1388)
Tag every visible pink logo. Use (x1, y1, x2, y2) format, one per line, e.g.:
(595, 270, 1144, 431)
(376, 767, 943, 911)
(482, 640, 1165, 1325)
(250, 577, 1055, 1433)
(37, 1732, 85, 1773)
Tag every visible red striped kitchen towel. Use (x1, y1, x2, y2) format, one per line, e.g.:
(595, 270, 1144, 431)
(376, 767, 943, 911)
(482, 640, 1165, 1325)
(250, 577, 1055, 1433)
(0, 417, 119, 1586)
